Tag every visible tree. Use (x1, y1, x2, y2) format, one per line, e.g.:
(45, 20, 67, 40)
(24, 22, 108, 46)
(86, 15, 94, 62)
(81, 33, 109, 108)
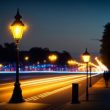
(58, 50, 72, 65)
(100, 23, 110, 69)
(3, 43, 16, 63)
(0, 42, 73, 66)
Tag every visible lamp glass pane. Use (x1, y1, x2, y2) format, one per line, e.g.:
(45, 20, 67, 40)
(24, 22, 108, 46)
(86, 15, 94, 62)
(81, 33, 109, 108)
(10, 24, 24, 41)
(82, 55, 90, 63)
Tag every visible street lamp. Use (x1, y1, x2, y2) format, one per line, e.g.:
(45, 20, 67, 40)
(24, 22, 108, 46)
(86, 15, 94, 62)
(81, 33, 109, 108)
(24, 56, 29, 61)
(48, 54, 58, 63)
(0, 64, 3, 71)
(24, 56, 29, 71)
(0, 64, 3, 68)
(9, 9, 26, 103)
(48, 54, 58, 71)
(67, 59, 75, 71)
(67, 59, 75, 66)
(82, 48, 91, 101)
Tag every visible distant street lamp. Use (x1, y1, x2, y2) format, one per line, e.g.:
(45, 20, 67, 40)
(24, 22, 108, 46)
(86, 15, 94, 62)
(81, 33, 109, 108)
(82, 48, 91, 101)
(24, 56, 29, 71)
(67, 59, 75, 71)
(24, 56, 29, 61)
(67, 59, 75, 66)
(9, 9, 27, 103)
(48, 54, 58, 63)
(0, 64, 3, 71)
(43, 60, 46, 64)
(48, 54, 58, 71)
(0, 64, 3, 68)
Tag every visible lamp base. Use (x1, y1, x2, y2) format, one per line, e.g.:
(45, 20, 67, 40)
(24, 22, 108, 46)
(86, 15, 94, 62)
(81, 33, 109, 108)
(9, 82, 25, 103)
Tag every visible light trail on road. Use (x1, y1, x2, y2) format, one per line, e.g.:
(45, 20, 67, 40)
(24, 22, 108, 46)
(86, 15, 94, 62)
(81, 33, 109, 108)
(1, 75, 85, 90)
(0, 73, 101, 103)
(25, 77, 84, 101)
(25, 73, 101, 102)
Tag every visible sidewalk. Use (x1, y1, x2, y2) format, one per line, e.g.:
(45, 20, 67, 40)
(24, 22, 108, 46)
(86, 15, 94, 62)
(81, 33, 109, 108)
(61, 78, 110, 110)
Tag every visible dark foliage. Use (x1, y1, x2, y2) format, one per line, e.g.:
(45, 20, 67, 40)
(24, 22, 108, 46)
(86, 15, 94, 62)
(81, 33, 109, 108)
(0, 42, 73, 66)
(100, 23, 110, 69)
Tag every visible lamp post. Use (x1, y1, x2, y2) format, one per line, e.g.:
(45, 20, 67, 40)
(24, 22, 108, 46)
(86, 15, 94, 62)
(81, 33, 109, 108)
(89, 65, 92, 87)
(9, 9, 26, 103)
(82, 48, 91, 101)
(48, 54, 58, 71)
(24, 56, 29, 71)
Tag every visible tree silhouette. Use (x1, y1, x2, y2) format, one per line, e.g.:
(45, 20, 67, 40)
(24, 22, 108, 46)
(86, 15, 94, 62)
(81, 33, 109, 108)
(100, 23, 110, 69)
(0, 42, 73, 66)
(2, 43, 16, 63)
(58, 50, 72, 65)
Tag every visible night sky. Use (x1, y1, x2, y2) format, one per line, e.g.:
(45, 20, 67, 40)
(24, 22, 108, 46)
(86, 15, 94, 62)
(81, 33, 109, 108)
(0, 0, 110, 59)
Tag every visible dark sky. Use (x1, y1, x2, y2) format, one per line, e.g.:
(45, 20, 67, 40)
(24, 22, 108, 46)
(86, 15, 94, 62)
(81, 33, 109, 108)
(0, 0, 110, 59)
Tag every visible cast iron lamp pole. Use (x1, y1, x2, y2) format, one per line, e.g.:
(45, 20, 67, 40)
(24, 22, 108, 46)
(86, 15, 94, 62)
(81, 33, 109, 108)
(9, 9, 26, 103)
(89, 65, 92, 87)
(82, 48, 91, 101)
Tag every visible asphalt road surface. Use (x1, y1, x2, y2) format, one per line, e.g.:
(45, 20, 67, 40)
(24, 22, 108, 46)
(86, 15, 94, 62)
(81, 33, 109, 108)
(0, 73, 101, 109)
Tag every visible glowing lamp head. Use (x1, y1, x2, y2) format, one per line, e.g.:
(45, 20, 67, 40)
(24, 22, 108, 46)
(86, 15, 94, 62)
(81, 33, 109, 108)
(10, 9, 26, 43)
(82, 48, 91, 63)
(48, 54, 58, 63)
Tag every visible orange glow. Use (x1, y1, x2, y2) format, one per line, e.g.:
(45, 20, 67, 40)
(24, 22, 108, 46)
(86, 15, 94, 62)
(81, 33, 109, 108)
(82, 55, 91, 63)
(10, 24, 27, 41)
(82, 49, 91, 63)
(24, 56, 29, 61)
(77, 56, 108, 72)
(95, 57, 108, 71)
(67, 59, 76, 66)
(0, 74, 86, 102)
(0, 64, 3, 68)
(48, 54, 58, 63)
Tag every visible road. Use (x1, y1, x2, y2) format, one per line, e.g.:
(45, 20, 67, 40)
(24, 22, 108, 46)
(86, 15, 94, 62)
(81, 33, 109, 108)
(0, 73, 101, 108)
